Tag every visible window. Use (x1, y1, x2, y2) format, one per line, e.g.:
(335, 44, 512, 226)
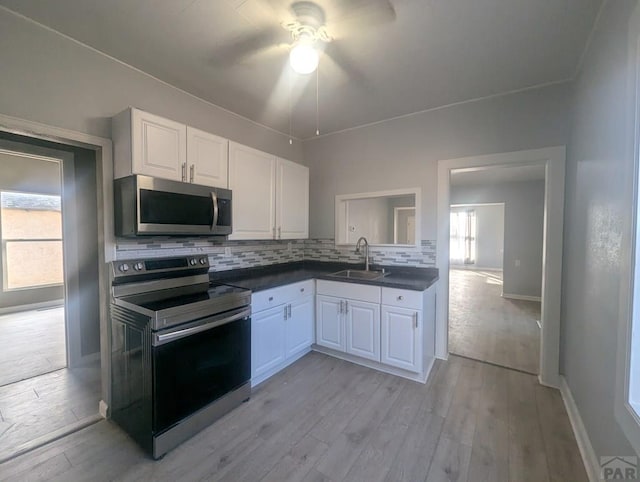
(0, 191, 63, 290)
(449, 209, 476, 265)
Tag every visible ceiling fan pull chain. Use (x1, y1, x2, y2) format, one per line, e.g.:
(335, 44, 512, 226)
(289, 67, 293, 145)
(316, 67, 320, 136)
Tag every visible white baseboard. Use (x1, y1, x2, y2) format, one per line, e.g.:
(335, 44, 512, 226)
(559, 376, 599, 482)
(99, 400, 109, 419)
(502, 293, 542, 302)
(0, 299, 64, 315)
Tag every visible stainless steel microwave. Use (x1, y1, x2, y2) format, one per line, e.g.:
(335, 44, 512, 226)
(114, 175, 232, 237)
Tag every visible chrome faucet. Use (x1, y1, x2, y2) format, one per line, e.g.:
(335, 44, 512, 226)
(355, 237, 370, 271)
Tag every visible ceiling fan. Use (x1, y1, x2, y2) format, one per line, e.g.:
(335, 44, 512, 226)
(216, 0, 397, 79)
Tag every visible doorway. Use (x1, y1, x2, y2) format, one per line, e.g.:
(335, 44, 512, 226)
(436, 146, 566, 387)
(448, 184, 543, 374)
(0, 135, 101, 461)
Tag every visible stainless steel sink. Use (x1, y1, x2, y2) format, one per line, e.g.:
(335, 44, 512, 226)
(329, 269, 386, 280)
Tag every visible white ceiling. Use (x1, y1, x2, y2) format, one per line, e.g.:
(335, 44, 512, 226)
(0, 0, 602, 139)
(450, 164, 546, 187)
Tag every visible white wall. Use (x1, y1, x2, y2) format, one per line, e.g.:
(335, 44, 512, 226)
(562, 0, 637, 457)
(0, 8, 303, 162)
(450, 204, 504, 270)
(451, 181, 544, 297)
(302, 82, 570, 242)
(345, 197, 390, 244)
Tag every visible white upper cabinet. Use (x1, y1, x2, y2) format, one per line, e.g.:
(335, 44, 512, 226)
(228, 142, 277, 240)
(276, 158, 309, 239)
(229, 142, 309, 240)
(113, 108, 228, 188)
(113, 108, 187, 181)
(186, 127, 229, 188)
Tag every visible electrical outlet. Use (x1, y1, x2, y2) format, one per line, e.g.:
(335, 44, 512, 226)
(224, 247, 232, 257)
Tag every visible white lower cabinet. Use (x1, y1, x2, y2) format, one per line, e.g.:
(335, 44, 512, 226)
(316, 295, 344, 351)
(251, 281, 315, 386)
(381, 305, 422, 373)
(345, 300, 380, 362)
(251, 305, 286, 378)
(285, 296, 314, 358)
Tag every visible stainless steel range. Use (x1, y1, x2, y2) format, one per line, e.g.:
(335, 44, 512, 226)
(109, 256, 251, 459)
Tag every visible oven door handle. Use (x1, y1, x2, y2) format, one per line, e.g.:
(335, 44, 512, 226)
(153, 307, 250, 346)
(210, 191, 219, 231)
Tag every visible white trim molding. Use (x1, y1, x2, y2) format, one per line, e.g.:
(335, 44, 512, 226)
(560, 376, 600, 482)
(0, 112, 114, 416)
(615, 1, 640, 456)
(437, 146, 566, 387)
(502, 293, 542, 302)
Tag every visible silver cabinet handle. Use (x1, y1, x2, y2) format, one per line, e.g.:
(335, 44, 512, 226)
(278, 226, 281, 239)
(398, 295, 404, 301)
(345, 300, 349, 314)
(272, 227, 276, 239)
(414, 312, 418, 328)
(190, 164, 195, 182)
(181, 162, 187, 181)
(300, 288, 305, 292)
(284, 305, 288, 320)
(288, 304, 292, 318)
(339, 300, 344, 314)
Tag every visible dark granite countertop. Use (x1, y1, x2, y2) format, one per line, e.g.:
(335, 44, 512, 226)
(209, 261, 438, 292)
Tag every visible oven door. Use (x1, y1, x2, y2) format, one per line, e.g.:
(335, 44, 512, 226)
(152, 307, 250, 434)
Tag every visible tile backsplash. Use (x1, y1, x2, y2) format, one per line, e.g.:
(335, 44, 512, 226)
(115, 237, 436, 271)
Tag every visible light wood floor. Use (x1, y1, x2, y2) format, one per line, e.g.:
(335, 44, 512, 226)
(0, 306, 66, 386)
(0, 352, 587, 481)
(448, 269, 540, 374)
(0, 363, 101, 461)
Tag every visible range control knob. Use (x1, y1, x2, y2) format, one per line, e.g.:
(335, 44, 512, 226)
(189, 258, 197, 266)
(118, 263, 129, 273)
(134, 262, 144, 271)
(199, 257, 208, 265)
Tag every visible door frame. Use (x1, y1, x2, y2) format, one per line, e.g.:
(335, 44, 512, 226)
(0, 113, 114, 416)
(436, 146, 566, 388)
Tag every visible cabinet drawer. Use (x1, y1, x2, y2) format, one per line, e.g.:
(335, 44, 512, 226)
(316, 280, 380, 304)
(381, 287, 423, 310)
(252, 280, 315, 312)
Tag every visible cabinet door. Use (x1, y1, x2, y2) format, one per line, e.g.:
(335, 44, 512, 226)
(276, 158, 309, 239)
(315, 295, 344, 352)
(132, 109, 186, 181)
(186, 127, 229, 188)
(381, 306, 422, 373)
(251, 305, 286, 378)
(228, 142, 276, 240)
(345, 299, 380, 362)
(285, 296, 314, 358)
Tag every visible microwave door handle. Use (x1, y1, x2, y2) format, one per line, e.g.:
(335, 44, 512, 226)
(210, 191, 219, 230)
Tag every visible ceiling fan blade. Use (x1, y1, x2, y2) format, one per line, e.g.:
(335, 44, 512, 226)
(327, 0, 396, 38)
(210, 26, 287, 67)
(323, 42, 367, 86)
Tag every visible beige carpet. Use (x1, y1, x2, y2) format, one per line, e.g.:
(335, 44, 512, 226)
(448, 268, 540, 374)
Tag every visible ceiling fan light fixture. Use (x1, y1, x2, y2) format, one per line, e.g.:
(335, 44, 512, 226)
(289, 39, 319, 74)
